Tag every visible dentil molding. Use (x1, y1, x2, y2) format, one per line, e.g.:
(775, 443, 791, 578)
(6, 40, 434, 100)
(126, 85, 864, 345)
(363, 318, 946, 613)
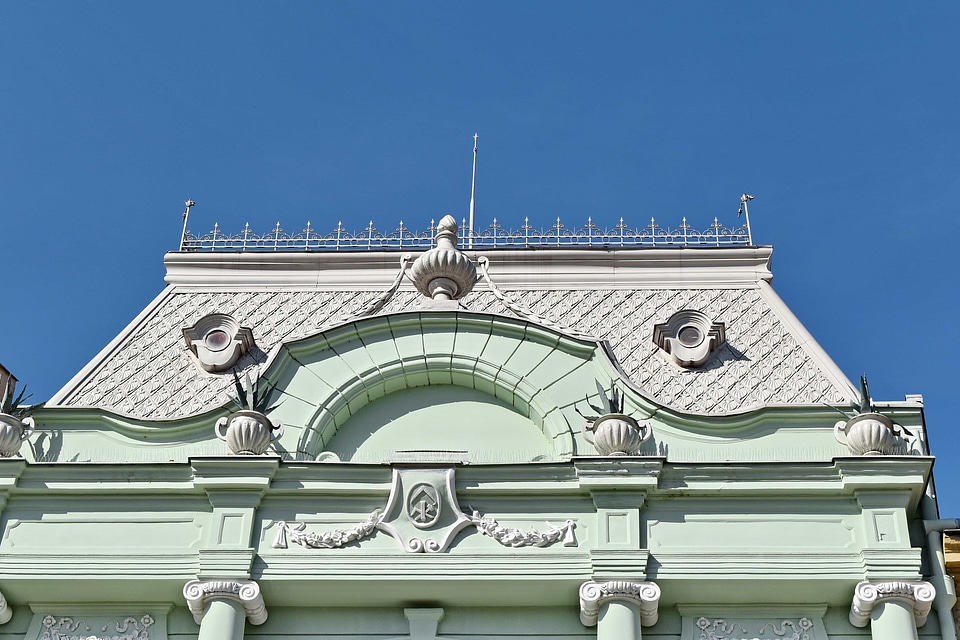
(848, 580, 935, 628)
(182, 579, 267, 625)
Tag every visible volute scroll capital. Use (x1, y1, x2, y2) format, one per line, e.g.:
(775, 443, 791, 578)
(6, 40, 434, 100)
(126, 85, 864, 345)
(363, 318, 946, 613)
(579, 580, 660, 627)
(183, 579, 267, 626)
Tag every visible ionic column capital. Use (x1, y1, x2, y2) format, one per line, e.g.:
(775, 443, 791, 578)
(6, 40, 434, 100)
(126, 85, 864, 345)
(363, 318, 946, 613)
(183, 579, 267, 625)
(849, 580, 935, 628)
(579, 580, 661, 627)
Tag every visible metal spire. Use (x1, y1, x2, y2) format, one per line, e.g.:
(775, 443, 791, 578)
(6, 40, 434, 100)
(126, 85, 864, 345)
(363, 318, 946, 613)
(179, 199, 196, 251)
(468, 133, 478, 249)
(738, 193, 754, 245)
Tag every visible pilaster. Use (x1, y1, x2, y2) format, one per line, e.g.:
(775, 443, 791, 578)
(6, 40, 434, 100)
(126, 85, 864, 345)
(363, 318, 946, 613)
(576, 459, 661, 579)
(580, 580, 661, 639)
(191, 457, 279, 578)
(849, 580, 935, 640)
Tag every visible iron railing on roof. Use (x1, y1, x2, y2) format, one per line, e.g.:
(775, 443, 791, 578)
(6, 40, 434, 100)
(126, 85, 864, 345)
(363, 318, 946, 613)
(178, 217, 750, 252)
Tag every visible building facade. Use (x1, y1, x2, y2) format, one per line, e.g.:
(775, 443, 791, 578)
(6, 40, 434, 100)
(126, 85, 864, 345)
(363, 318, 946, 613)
(0, 216, 953, 640)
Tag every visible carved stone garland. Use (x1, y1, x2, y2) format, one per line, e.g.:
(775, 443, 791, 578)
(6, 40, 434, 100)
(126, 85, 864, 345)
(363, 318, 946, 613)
(273, 509, 577, 552)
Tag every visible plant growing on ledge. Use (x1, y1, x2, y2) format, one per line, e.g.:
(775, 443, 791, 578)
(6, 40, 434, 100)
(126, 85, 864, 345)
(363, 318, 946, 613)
(0, 379, 42, 457)
(215, 370, 283, 455)
(575, 382, 652, 456)
(833, 375, 910, 456)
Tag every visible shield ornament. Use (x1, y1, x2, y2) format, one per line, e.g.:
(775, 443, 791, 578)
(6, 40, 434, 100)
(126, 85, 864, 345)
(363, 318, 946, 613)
(377, 468, 472, 553)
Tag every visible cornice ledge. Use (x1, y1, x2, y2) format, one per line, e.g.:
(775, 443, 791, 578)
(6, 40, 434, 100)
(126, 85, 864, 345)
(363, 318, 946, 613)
(164, 246, 774, 288)
(190, 456, 281, 491)
(574, 458, 664, 492)
(579, 580, 660, 627)
(183, 579, 267, 625)
(848, 580, 935, 628)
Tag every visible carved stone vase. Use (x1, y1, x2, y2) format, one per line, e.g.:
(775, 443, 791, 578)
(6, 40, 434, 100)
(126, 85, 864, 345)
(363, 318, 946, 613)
(834, 413, 904, 456)
(584, 414, 652, 456)
(0, 414, 33, 458)
(215, 410, 282, 455)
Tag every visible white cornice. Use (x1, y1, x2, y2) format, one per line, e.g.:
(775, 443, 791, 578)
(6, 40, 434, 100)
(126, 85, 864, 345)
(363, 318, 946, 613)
(164, 246, 774, 289)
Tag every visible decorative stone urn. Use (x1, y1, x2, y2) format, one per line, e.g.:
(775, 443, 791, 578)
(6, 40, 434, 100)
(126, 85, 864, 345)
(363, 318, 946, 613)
(216, 410, 283, 455)
(408, 215, 477, 301)
(0, 414, 33, 458)
(584, 414, 652, 456)
(834, 413, 904, 456)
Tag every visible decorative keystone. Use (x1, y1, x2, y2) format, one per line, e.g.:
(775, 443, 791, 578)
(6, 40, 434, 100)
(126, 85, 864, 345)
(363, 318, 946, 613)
(849, 580, 935, 628)
(579, 580, 661, 627)
(408, 215, 477, 301)
(183, 579, 267, 625)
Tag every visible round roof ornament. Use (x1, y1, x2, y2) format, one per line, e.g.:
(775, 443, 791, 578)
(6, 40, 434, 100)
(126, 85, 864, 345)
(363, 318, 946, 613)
(408, 215, 477, 301)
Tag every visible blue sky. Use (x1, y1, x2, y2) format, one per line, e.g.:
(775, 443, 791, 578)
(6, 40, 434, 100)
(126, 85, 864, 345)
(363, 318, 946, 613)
(2, 4, 959, 509)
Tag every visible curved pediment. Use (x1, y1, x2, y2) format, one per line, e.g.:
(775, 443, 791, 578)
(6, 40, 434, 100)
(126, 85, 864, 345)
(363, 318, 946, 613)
(261, 311, 604, 462)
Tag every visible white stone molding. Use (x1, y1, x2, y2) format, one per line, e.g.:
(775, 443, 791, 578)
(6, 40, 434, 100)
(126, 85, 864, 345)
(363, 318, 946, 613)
(182, 579, 267, 626)
(579, 580, 661, 627)
(848, 580, 935, 628)
(470, 511, 577, 548)
(272, 510, 383, 549)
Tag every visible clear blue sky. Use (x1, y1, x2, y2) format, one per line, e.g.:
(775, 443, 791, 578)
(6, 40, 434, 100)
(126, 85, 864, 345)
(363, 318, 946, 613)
(2, 3, 958, 509)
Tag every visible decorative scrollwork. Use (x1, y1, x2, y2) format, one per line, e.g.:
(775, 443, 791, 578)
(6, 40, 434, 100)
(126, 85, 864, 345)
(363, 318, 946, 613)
(41, 615, 155, 640)
(272, 510, 384, 549)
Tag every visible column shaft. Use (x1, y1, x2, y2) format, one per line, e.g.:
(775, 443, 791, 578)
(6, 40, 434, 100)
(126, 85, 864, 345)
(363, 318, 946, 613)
(597, 600, 642, 640)
(869, 600, 920, 640)
(197, 598, 247, 640)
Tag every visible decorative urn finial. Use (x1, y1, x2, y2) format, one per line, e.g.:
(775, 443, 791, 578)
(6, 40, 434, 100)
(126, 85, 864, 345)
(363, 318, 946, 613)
(409, 215, 477, 301)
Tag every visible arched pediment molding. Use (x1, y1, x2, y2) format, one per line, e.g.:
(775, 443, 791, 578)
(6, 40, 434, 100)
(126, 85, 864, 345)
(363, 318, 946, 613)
(261, 312, 600, 461)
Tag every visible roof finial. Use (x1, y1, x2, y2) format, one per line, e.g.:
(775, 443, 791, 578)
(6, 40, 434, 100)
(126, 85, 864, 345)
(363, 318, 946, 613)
(179, 199, 196, 251)
(468, 133, 478, 249)
(738, 193, 754, 245)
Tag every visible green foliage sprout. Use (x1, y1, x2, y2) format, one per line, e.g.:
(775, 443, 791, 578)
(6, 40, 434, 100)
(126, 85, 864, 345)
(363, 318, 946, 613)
(230, 370, 281, 416)
(0, 379, 43, 420)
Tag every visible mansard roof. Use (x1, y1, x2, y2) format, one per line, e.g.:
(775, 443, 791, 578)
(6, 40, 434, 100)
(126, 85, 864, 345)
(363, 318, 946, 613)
(50, 245, 856, 421)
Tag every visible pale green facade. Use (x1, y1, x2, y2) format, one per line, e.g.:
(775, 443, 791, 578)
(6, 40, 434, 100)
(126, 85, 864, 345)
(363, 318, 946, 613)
(3, 223, 953, 640)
